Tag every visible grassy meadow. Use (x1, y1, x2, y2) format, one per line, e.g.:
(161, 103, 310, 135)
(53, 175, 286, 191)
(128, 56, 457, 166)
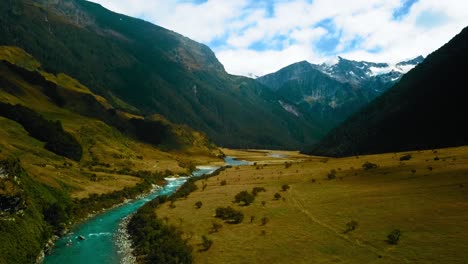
(157, 147, 468, 264)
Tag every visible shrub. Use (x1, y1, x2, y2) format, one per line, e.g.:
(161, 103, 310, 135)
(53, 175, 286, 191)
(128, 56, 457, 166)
(399, 154, 412, 161)
(362, 162, 378, 170)
(281, 184, 290, 191)
(261, 217, 269, 226)
(234, 191, 255, 206)
(344, 220, 358, 233)
(215, 206, 244, 224)
(387, 229, 401, 245)
(200, 235, 213, 251)
(284, 162, 292, 169)
(274, 193, 281, 200)
(195, 201, 203, 209)
(220, 180, 227, 186)
(327, 169, 337, 180)
(252, 187, 266, 196)
(211, 222, 222, 233)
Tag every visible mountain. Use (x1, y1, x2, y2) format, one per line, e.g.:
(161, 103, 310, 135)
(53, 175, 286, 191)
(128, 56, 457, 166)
(0, 0, 321, 149)
(307, 27, 468, 157)
(256, 56, 422, 129)
(0, 45, 224, 263)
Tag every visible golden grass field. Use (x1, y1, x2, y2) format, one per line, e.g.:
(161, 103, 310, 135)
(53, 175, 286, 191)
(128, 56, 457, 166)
(157, 146, 468, 264)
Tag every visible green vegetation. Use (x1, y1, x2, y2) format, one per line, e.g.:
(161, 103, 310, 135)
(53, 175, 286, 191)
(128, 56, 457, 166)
(399, 154, 412, 161)
(0, 0, 323, 150)
(127, 196, 193, 264)
(234, 191, 255, 206)
(344, 220, 359, 233)
(0, 102, 82, 161)
(273, 193, 282, 200)
(252, 187, 266, 196)
(362, 161, 378, 170)
(387, 229, 401, 245)
(215, 207, 244, 224)
(200, 235, 213, 252)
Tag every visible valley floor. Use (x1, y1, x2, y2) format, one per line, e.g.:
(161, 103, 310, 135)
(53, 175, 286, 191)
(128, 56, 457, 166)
(157, 146, 468, 264)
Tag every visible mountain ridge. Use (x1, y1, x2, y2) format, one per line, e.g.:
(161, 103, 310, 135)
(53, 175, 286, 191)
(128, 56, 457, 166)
(0, 0, 321, 149)
(307, 26, 468, 157)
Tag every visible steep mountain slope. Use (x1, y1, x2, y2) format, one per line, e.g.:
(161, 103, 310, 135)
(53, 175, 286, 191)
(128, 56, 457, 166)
(0, 46, 223, 263)
(0, 0, 321, 149)
(308, 27, 468, 157)
(257, 57, 422, 129)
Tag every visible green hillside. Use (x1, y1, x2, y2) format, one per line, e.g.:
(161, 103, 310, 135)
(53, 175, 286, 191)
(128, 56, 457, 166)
(0, 46, 222, 263)
(308, 26, 468, 157)
(0, 0, 322, 149)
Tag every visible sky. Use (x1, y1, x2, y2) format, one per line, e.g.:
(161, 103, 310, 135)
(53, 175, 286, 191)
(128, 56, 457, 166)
(89, 0, 468, 77)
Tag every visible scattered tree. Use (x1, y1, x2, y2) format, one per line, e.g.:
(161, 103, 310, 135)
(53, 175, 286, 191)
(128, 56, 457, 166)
(327, 169, 337, 180)
(215, 206, 244, 223)
(399, 154, 412, 161)
(281, 184, 290, 191)
(274, 193, 281, 200)
(387, 229, 401, 245)
(252, 187, 266, 196)
(220, 180, 227, 186)
(200, 235, 213, 251)
(211, 222, 222, 233)
(195, 201, 203, 209)
(261, 217, 269, 226)
(362, 161, 378, 170)
(261, 201, 266, 207)
(234, 191, 255, 206)
(344, 220, 358, 233)
(250, 216, 255, 223)
(284, 162, 292, 169)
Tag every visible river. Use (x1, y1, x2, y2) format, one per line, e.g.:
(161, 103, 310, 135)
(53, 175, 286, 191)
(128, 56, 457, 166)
(43, 156, 249, 264)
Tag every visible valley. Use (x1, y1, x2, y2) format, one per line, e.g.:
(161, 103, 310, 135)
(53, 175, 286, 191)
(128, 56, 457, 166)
(156, 147, 468, 263)
(0, 0, 466, 263)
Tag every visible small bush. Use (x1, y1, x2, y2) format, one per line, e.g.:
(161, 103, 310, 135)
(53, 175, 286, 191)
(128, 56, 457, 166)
(215, 206, 244, 224)
(274, 193, 281, 200)
(387, 229, 401, 245)
(281, 184, 290, 191)
(220, 180, 227, 186)
(252, 187, 266, 196)
(327, 169, 337, 180)
(211, 222, 222, 233)
(399, 154, 412, 161)
(344, 220, 358, 233)
(284, 162, 292, 169)
(261, 217, 269, 226)
(362, 162, 378, 170)
(234, 191, 255, 206)
(195, 201, 203, 209)
(200, 235, 213, 251)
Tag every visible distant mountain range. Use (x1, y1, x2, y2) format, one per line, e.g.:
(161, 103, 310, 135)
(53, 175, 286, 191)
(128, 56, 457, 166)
(257, 56, 423, 130)
(308, 26, 468, 156)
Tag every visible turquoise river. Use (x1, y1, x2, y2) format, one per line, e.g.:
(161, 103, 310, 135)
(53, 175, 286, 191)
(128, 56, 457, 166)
(43, 157, 250, 264)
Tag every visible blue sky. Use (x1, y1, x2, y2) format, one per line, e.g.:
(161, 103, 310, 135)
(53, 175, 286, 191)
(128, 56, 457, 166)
(90, 0, 468, 77)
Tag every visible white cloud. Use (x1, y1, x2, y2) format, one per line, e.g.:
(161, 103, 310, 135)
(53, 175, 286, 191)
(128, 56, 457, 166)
(88, 0, 468, 76)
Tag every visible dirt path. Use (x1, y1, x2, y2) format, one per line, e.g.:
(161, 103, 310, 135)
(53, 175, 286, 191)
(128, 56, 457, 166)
(289, 188, 408, 263)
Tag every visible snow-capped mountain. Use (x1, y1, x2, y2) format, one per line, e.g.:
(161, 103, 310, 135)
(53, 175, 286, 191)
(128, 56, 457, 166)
(256, 56, 424, 130)
(315, 56, 424, 87)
